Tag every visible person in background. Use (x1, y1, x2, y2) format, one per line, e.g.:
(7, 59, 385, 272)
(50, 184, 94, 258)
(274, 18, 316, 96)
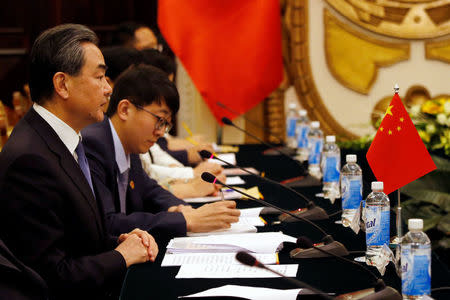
(114, 21, 159, 51)
(0, 24, 157, 300)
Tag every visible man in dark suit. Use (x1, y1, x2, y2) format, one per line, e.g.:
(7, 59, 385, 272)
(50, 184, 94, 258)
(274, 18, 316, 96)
(0, 24, 158, 300)
(82, 64, 240, 241)
(0, 239, 48, 300)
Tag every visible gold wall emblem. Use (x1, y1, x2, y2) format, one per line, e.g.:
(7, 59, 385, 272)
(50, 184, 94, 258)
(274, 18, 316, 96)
(326, 0, 450, 39)
(324, 10, 410, 94)
(426, 39, 450, 63)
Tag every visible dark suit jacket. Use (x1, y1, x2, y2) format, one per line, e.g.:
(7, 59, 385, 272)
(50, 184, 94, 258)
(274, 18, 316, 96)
(0, 109, 126, 300)
(82, 118, 187, 241)
(0, 239, 48, 300)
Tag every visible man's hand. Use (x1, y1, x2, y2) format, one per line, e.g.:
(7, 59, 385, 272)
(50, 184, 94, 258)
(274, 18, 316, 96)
(187, 143, 215, 165)
(181, 201, 240, 232)
(116, 229, 158, 267)
(193, 161, 223, 177)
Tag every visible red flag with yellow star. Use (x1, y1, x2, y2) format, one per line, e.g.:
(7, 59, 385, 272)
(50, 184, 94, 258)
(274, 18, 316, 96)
(366, 92, 436, 195)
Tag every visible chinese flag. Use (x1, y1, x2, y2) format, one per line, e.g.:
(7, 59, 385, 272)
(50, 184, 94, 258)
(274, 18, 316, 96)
(158, 0, 283, 123)
(366, 93, 436, 195)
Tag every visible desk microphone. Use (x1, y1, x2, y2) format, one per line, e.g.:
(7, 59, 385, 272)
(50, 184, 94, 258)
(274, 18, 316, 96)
(235, 251, 334, 300)
(201, 172, 348, 258)
(221, 117, 306, 173)
(296, 237, 401, 300)
(217, 102, 285, 144)
(199, 150, 328, 221)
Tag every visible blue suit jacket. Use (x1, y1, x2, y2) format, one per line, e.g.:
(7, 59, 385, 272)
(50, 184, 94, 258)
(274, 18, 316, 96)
(0, 109, 126, 300)
(82, 118, 187, 240)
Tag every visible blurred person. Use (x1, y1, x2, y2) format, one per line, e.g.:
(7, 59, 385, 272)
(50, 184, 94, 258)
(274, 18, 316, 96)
(140, 141, 224, 199)
(114, 22, 159, 50)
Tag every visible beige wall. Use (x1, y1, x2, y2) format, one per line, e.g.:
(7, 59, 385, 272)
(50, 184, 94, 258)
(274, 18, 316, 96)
(175, 60, 246, 144)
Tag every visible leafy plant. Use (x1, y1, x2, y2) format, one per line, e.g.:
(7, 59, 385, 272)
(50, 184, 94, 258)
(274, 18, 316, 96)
(401, 155, 450, 249)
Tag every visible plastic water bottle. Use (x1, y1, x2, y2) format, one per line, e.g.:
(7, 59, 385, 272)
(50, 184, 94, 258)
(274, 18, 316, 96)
(307, 121, 323, 178)
(295, 110, 310, 161)
(341, 154, 362, 227)
(365, 181, 390, 266)
(401, 219, 431, 299)
(286, 103, 299, 148)
(322, 135, 340, 201)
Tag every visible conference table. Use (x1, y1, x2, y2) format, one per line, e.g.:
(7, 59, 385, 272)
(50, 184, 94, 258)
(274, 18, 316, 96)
(121, 144, 450, 300)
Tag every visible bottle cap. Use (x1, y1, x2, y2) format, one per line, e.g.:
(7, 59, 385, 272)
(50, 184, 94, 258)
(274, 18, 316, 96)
(408, 219, 423, 231)
(371, 181, 383, 191)
(346, 154, 357, 163)
(311, 121, 320, 128)
(289, 103, 296, 109)
(326, 135, 335, 143)
(299, 110, 307, 116)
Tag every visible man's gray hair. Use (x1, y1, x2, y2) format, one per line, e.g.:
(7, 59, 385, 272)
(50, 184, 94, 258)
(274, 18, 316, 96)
(29, 24, 99, 104)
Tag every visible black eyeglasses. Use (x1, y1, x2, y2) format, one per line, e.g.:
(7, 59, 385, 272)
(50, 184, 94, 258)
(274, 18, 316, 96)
(132, 103, 172, 133)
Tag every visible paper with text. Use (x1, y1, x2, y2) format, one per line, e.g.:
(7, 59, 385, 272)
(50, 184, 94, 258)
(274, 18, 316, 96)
(162, 252, 278, 267)
(175, 264, 298, 279)
(183, 190, 241, 203)
(226, 176, 246, 185)
(167, 232, 296, 254)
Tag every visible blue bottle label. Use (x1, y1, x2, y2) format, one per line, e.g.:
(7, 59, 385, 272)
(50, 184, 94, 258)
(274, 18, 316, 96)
(287, 118, 297, 137)
(323, 156, 340, 183)
(365, 207, 390, 246)
(296, 125, 309, 148)
(401, 246, 431, 296)
(308, 138, 322, 164)
(342, 177, 362, 209)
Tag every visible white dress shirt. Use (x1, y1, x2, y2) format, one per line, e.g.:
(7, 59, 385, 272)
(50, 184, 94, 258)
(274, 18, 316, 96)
(140, 143, 194, 184)
(33, 103, 81, 162)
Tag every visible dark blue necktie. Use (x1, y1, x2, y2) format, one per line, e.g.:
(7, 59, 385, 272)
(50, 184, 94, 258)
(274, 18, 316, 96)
(118, 169, 129, 213)
(75, 141, 95, 197)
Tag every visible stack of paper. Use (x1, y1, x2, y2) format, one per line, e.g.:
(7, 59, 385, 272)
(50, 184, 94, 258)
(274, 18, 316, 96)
(180, 285, 302, 299)
(183, 190, 241, 203)
(222, 167, 260, 176)
(161, 252, 278, 267)
(186, 208, 266, 237)
(239, 207, 264, 217)
(187, 223, 257, 237)
(208, 153, 236, 165)
(167, 232, 296, 254)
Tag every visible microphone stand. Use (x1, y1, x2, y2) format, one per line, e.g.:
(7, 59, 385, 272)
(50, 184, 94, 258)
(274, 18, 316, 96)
(201, 150, 329, 221)
(202, 173, 349, 258)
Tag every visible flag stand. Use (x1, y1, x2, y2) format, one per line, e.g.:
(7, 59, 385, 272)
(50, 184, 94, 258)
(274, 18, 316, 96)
(390, 84, 403, 245)
(391, 188, 403, 245)
(392, 189, 403, 275)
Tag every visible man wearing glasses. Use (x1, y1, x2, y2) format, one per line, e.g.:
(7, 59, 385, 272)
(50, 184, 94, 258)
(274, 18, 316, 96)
(82, 64, 240, 243)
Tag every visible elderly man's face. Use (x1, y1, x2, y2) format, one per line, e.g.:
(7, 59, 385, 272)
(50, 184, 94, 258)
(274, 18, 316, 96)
(65, 42, 112, 128)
